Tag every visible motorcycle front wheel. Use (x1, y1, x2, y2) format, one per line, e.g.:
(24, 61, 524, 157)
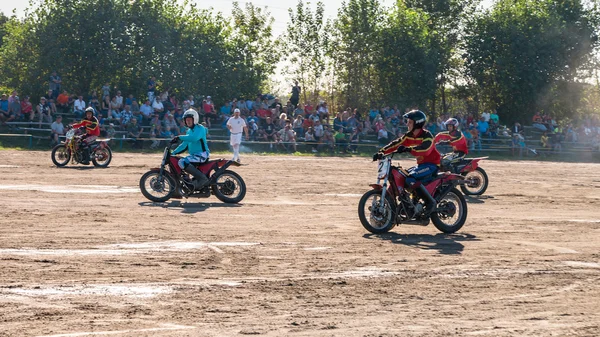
(51, 144, 71, 167)
(358, 189, 396, 234)
(211, 170, 246, 203)
(431, 188, 468, 233)
(139, 171, 176, 202)
(460, 167, 488, 196)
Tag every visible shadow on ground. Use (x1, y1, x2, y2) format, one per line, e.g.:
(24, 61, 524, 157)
(138, 200, 242, 214)
(363, 232, 479, 255)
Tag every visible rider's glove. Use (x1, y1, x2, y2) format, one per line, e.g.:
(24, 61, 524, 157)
(169, 136, 180, 144)
(78, 126, 86, 132)
(372, 152, 383, 161)
(396, 146, 411, 153)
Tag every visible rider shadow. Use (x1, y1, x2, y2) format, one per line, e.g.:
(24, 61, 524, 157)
(464, 195, 494, 204)
(55, 166, 97, 170)
(363, 232, 479, 255)
(138, 201, 242, 214)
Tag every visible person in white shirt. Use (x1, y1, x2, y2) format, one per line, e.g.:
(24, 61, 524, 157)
(226, 108, 249, 163)
(481, 111, 491, 122)
(152, 97, 164, 116)
(74, 95, 86, 118)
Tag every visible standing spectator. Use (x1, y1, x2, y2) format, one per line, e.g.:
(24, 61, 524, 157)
(21, 96, 34, 122)
(74, 95, 86, 118)
(481, 110, 491, 122)
(226, 108, 249, 163)
(490, 109, 499, 125)
(101, 82, 111, 101)
(147, 76, 156, 103)
(290, 80, 301, 108)
(49, 71, 61, 99)
(50, 115, 65, 146)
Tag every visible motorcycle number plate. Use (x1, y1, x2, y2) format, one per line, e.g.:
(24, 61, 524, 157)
(377, 159, 389, 179)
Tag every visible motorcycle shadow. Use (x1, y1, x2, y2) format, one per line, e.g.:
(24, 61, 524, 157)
(138, 200, 242, 214)
(363, 232, 479, 255)
(54, 166, 97, 170)
(464, 195, 488, 204)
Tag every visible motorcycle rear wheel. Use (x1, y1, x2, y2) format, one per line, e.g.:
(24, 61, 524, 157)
(460, 167, 488, 196)
(431, 188, 467, 233)
(211, 170, 246, 203)
(358, 189, 396, 234)
(51, 144, 71, 167)
(92, 146, 112, 167)
(139, 171, 176, 202)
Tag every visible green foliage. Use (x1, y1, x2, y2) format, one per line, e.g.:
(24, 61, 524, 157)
(282, 0, 329, 104)
(465, 0, 599, 123)
(0, 0, 276, 105)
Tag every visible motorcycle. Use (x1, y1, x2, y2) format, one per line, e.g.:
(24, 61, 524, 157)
(51, 127, 112, 167)
(139, 143, 246, 203)
(439, 154, 489, 196)
(358, 153, 468, 234)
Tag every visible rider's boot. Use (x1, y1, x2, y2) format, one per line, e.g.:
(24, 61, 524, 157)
(184, 164, 209, 190)
(80, 145, 91, 165)
(416, 184, 437, 216)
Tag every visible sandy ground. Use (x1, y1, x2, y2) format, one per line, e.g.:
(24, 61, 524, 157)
(0, 150, 599, 337)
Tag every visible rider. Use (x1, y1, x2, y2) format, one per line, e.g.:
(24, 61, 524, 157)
(71, 107, 100, 165)
(434, 117, 468, 169)
(171, 109, 210, 190)
(373, 110, 440, 216)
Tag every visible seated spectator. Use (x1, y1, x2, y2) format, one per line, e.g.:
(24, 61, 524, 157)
(532, 111, 547, 132)
(125, 94, 135, 106)
(0, 94, 9, 119)
(377, 127, 389, 145)
(349, 127, 360, 153)
(264, 117, 277, 142)
(152, 97, 164, 118)
(36, 97, 53, 127)
(21, 96, 34, 122)
(105, 123, 116, 140)
(334, 128, 348, 153)
(120, 105, 134, 126)
(318, 125, 335, 152)
(318, 101, 329, 124)
(127, 118, 143, 149)
(220, 101, 232, 118)
(162, 113, 179, 136)
(56, 90, 70, 113)
(304, 126, 317, 153)
(108, 96, 121, 121)
(73, 95, 86, 119)
(313, 119, 324, 141)
(277, 122, 297, 152)
(477, 116, 490, 138)
(50, 115, 65, 146)
(140, 99, 153, 122)
(292, 115, 304, 137)
(470, 125, 481, 150)
(2, 95, 20, 125)
(248, 119, 258, 141)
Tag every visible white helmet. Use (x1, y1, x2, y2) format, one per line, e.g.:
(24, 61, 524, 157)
(183, 109, 199, 125)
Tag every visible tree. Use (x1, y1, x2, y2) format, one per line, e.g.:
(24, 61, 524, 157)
(377, 2, 440, 110)
(282, 0, 329, 105)
(332, 0, 383, 111)
(464, 0, 600, 124)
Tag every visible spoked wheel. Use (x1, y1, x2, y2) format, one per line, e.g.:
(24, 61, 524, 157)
(212, 170, 246, 203)
(139, 171, 176, 202)
(92, 146, 112, 167)
(358, 189, 396, 234)
(431, 188, 468, 233)
(460, 167, 488, 196)
(51, 144, 71, 167)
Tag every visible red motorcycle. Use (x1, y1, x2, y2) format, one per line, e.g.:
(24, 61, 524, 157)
(358, 153, 468, 234)
(139, 144, 246, 203)
(51, 127, 112, 167)
(440, 156, 489, 196)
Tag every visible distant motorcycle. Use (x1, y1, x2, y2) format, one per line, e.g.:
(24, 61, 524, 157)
(51, 128, 112, 167)
(358, 153, 468, 234)
(440, 156, 489, 196)
(139, 143, 246, 203)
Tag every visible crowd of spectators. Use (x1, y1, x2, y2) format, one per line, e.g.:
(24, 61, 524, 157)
(1, 72, 599, 154)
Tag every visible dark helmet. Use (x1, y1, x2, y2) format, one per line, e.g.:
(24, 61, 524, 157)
(445, 118, 459, 130)
(403, 110, 427, 130)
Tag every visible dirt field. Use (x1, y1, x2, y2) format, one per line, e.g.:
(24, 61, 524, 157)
(0, 150, 599, 337)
